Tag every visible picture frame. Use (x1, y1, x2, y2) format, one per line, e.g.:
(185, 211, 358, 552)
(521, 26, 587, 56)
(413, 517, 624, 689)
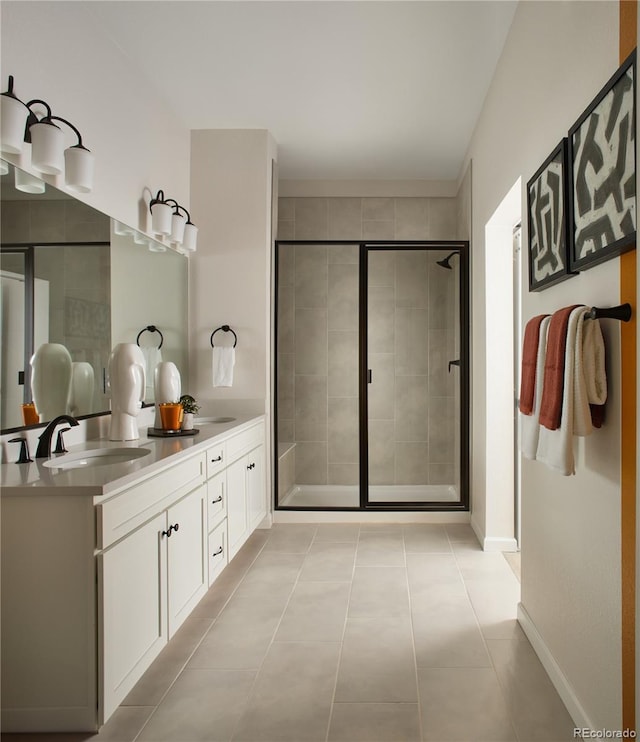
(568, 49, 636, 272)
(527, 138, 573, 291)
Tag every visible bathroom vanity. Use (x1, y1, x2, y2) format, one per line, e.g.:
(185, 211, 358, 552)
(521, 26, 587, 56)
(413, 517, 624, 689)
(0, 415, 267, 733)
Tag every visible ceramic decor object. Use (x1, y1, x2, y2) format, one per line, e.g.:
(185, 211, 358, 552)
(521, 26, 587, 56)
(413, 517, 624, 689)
(30, 342, 72, 422)
(108, 343, 145, 441)
(68, 361, 95, 416)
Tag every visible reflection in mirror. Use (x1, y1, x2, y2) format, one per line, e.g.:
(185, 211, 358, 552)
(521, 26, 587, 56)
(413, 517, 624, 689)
(0, 161, 189, 433)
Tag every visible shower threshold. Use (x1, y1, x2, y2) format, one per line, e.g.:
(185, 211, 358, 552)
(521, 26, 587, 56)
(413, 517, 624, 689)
(280, 484, 458, 509)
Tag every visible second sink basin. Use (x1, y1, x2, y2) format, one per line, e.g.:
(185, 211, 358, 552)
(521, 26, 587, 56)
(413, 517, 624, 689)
(43, 447, 151, 470)
(195, 417, 236, 424)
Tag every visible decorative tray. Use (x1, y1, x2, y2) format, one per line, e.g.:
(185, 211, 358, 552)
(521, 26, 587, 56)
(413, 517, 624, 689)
(147, 427, 200, 438)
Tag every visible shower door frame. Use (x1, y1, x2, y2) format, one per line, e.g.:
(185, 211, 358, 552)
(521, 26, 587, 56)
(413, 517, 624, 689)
(273, 239, 469, 512)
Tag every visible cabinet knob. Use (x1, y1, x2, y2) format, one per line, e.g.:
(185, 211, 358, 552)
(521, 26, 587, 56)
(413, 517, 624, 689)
(247, 462, 255, 470)
(211, 455, 223, 463)
(211, 495, 223, 504)
(162, 523, 180, 537)
(212, 546, 224, 558)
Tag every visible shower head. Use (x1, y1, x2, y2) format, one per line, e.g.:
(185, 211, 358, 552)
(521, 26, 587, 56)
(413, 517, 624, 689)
(436, 251, 458, 270)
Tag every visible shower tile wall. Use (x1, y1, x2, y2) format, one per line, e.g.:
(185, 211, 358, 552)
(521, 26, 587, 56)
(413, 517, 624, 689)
(277, 197, 459, 495)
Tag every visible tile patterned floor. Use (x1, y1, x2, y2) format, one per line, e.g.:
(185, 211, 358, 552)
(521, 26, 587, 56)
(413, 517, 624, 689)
(4, 524, 576, 742)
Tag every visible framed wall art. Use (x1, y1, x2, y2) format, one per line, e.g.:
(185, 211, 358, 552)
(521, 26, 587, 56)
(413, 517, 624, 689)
(527, 138, 573, 291)
(568, 49, 636, 271)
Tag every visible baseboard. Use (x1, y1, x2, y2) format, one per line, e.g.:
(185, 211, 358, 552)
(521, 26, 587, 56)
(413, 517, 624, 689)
(470, 516, 518, 552)
(517, 602, 594, 730)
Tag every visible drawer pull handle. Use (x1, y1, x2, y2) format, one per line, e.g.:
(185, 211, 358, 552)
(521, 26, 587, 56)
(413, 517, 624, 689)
(211, 495, 223, 504)
(162, 523, 180, 538)
(211, 455, 223, 463)
(212, 546, 224, 558)
(247, 462, 255, 470)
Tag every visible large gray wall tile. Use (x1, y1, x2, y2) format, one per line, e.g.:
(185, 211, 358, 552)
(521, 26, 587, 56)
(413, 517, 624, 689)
(328, 264, 358, 331)
(294, 307, 327, 375)
(327, 198, 362, 240)
(295, 245, 327, 308)
(294, 198, 327, 240)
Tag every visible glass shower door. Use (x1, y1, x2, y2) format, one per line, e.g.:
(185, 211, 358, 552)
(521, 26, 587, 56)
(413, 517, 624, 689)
(365, 245, 464, 507)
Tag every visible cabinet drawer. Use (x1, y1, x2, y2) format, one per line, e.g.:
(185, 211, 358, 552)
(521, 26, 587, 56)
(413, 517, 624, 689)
(205, 441, 227, 479)
(97, 454, 205, 549)
(208, 520, 227, 586)
(226, 421, 264, 464)
(207, 471, 227, 531)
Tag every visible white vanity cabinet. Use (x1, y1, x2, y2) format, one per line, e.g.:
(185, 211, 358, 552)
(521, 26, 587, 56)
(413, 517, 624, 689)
(225, 421, 266, 560)
(0, 414, 268, 734)
(98, 455, 207, 720)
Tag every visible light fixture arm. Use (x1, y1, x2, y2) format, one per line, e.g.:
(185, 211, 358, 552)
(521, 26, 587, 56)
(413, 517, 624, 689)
(149, 190, 168, 212)
(50, 115, 85, 148)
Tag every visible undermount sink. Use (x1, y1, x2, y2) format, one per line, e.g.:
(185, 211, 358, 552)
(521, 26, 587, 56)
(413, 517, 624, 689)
(195, 416, 236, 424)
(43, 447, 151, 470)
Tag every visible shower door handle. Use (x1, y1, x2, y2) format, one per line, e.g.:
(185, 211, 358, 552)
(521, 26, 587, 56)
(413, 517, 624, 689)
(448, 360, 460, 373)
(367, 369, 372, 384)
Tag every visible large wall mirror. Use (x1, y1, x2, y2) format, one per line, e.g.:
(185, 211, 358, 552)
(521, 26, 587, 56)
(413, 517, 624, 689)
(0, 161, 189, 432)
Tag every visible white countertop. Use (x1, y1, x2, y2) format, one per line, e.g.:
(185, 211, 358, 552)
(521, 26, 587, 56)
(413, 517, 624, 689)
(0, 415, 263, 499)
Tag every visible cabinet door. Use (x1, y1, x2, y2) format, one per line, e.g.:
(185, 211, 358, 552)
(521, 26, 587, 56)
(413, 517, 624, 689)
(226, 456, 249, 560)
(247, 444, 266, 531)
(99, 512, 167, 723)
(167, 484, 208, 638)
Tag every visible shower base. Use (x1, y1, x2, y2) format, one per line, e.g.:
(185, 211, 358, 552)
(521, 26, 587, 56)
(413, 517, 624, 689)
(280, 483, 458, 509)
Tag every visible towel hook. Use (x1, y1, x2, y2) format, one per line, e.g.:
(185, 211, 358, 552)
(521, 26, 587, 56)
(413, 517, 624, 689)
(136, 325, 164, 349)
(210, 324, 238, 348)
(587, 303, 632, 322)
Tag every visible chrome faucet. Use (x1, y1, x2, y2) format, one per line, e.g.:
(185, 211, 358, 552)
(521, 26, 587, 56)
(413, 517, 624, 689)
(35, 415, 80, 458)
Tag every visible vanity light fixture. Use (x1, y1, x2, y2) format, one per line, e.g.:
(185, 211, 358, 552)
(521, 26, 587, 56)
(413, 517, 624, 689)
(0, 159, 9, 176)
(0, 75, 94, 193)
(149, 190, 198, 251)
(14, 167, 46, 194)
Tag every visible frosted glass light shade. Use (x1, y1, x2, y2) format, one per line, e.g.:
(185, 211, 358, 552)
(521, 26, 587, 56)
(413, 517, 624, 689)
(0, 94, 29, 154)
(170, 212, 186, 244)
(151, 201, 172, 235)
(30, 121, 64, 174)
(14, 168, 45, 194)
(64, 145, 94, 193)
(183, 222, 198, 251)
(148, 240, 167, 252)
(0, 160, 8, 175)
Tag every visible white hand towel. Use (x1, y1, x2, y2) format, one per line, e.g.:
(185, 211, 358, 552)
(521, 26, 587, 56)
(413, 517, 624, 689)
(520, 316, 551, 460)
(213, 346, 235, 387)
(140, 346, 162, 401)
(583, 318, 606, 405)
(572, 311, 593, 437)
(536, 306, 587, 475)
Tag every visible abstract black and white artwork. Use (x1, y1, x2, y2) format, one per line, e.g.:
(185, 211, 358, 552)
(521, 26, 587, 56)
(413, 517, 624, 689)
(527, 139, 572, 291)
(568, 50, 636, 271)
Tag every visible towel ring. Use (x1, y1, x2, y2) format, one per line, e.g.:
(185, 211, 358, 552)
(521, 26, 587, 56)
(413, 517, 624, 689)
(136, 325, 164, 349)
(210, 324, 238, 348)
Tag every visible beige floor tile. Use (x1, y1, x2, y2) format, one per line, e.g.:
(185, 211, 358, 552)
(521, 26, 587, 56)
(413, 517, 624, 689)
(263, 525, 317, 553)
(406, 554, 467, 612)
(487, 635, 576, 741)
(216, 585, 292, 624)
(299, 542, 357, 581)
(232, 641, 341, 741)
(275, 581, 351, 641)
(98, 706, 157, 741)
(412, 594, 491, 668)
(188, 609, 280, 670)
(314, 523, 361, 542)
(503, 552, 521, 582)
(328, 702, 421, 741)
(236, 552, 305, 588)
(335, 616, 417, 702)
(443, 524, 478, 543)
(349, 566, 410, 617)
(356, 530, 406, 566)
(403, 524, 451, 553)
(464, 578, 521, 640)
(418, 667, 516, 741)
(137, 669, 255, 741)
(455, 551, 518, 583)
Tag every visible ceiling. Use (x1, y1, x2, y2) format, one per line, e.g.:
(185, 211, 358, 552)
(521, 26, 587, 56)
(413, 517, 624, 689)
(90, 1, 517, 182)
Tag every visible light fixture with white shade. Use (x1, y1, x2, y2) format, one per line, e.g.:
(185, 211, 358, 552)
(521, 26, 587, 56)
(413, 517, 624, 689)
(0, 75, 94, 193)
(149, 190, 197, 252)
(14, 167, 46, 194)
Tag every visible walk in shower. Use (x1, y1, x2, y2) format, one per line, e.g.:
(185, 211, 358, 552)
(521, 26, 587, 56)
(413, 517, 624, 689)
(274, 241, 468, 511)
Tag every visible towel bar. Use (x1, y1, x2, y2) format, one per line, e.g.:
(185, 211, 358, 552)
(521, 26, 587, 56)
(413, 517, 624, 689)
(210, 324, 238, 348)
(136, 325, 164, 348)
(587, 303, 632, 322)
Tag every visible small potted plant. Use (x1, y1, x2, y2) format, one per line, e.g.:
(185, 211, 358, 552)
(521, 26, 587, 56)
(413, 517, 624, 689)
(179, 394, 200, 431)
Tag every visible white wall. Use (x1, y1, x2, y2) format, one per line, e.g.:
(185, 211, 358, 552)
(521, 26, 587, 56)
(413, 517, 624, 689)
(189, 130, 276, 416)
(0, 1, 190, 233)
(464, 1, 621, 729)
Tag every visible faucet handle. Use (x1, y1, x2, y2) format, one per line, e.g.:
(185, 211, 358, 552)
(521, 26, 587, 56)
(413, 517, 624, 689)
(9, 437, 33, 464)
(54, 427, 72, 454)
